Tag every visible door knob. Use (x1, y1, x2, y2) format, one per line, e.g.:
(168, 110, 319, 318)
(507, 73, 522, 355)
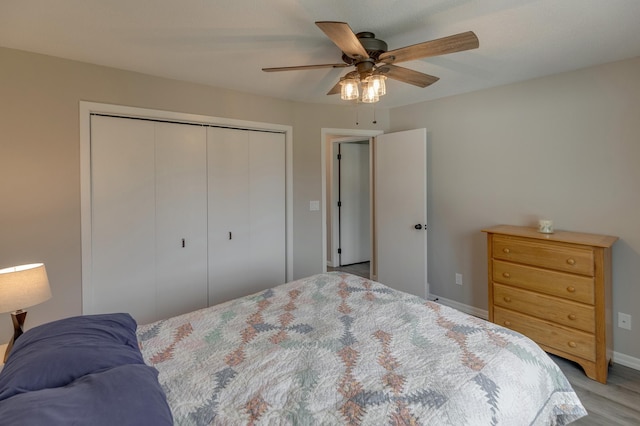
(414, 224, 423, 230)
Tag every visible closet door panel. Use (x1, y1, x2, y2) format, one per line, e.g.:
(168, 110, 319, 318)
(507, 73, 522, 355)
(249, 132, 286, 287)
(207, 127, 250, 305)
(90, 116, 156, 322)
(155, 122, 208, 319)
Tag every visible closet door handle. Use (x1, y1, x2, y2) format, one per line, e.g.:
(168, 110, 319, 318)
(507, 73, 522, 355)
(229, 232, 232, 240)
(181, 238, 186, 248)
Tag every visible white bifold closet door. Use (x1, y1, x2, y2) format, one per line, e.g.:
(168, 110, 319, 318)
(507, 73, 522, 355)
(90, 115, 208, 324)
(207, 127, 286, 305)
(89, 116, 286, 324)
(154, 122, 208, 319)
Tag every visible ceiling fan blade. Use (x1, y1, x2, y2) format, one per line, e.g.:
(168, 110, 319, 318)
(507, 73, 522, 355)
(377, 64, 439, 88)
(379, 31, 479, 64)
(327, 81, 342, 95)
(316, 21, 369, 60)
(262, 63, 349, 72)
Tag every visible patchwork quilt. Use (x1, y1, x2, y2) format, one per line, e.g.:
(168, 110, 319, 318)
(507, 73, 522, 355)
(137, 272, 587, 425)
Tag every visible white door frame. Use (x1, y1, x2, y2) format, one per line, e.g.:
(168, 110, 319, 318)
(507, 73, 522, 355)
(321, 128, 382, 279)
(80, 102, 293, 312)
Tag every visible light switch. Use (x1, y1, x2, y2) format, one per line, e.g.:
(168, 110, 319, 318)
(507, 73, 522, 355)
(309, 200, 320, 211)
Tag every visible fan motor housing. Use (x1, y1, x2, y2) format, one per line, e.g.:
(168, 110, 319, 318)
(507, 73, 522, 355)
(341, 32, 388, 64)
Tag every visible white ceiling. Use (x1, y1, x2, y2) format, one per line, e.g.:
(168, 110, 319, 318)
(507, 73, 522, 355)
(2, 0, 640, 108)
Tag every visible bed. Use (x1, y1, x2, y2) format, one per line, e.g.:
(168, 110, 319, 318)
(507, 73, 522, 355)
(139, 272, 586, 425)
(0, 272, 587, 425)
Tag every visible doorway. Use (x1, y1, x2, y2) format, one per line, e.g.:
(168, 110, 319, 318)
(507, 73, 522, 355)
(336, 140, 370, 267)
(322, 128, 381, 281)
(322, 127, 428, 299)
(328, 139, 371, 278)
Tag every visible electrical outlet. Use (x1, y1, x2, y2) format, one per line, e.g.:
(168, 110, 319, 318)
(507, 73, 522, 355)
(618, 312, 632, 330)
(455, 273, 463, 286)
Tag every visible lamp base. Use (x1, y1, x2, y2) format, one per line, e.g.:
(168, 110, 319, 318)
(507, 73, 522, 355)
(3, 310, 27, 363)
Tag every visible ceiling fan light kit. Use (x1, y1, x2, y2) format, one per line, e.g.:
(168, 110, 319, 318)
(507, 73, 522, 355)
(340, 72, 386, 102)
(262, 21, 479, 104)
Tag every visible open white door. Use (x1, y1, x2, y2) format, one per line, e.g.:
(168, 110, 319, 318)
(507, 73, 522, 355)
(375, 128, 428, 298)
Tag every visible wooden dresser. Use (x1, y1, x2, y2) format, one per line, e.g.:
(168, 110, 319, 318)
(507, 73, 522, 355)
(482, 225, 617, 383)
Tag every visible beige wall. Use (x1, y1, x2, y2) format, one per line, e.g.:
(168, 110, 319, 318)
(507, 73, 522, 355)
(0, 46, 389, 342)
(391, 56, 640, 360)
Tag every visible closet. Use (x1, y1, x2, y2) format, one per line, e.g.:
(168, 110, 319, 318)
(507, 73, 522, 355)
(87, 114, 285, 324)
(207, 127, 286, 305)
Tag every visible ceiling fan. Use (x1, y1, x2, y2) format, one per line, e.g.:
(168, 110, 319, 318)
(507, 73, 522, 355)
(262, 21, 479, 103)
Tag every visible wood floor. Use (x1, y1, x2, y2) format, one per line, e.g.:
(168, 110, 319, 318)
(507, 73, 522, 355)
(327, 261, 370, 279)
(551, 355, 640, 425)
(327, 265, 640, 425)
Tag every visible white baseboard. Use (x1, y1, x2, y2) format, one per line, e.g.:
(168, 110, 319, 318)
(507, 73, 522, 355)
(613, 351, 640, 371)
(429, 293, 489, 320)
(429, 293, 640, 372)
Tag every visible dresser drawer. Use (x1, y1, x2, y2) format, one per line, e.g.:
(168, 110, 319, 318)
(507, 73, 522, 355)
(492, 260, 595, 304)
(493, 283, 595, 332)
(494, 306, 596, 361)
(492, 235, 594, 276)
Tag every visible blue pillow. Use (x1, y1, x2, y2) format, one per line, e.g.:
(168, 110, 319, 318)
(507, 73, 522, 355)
(0, 313, 144, 401)
(0, 364, 173, 426)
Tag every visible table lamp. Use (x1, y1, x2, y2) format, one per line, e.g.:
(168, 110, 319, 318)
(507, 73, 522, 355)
(0, 263, 52, 362)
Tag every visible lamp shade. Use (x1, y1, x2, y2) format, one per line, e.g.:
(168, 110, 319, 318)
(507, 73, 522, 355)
(340, 77, 359, 101)
(369, 74, 386, 96)
(361, 80, 379, 103)
(0, 263, 52, 313)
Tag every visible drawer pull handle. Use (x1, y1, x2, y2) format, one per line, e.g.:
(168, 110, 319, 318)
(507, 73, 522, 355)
(566, 258, 576, 265)
(568, 314, 577, 320)
(504, 321, 512, 327)
(503, 248, 511, 254)
(568, 341, 577, 348)
(567, 286, 576, 293)
(503, 297, 512, 303)
(502, 272, 510, 278)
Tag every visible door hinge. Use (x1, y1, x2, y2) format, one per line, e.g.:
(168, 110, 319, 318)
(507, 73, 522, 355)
(338, 248, 342, 254)
(337, 201, 342, 207)
(337, 153, 342, 160)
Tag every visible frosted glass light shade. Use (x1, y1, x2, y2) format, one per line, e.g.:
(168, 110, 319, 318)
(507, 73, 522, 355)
(0, 263, 52, 313)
